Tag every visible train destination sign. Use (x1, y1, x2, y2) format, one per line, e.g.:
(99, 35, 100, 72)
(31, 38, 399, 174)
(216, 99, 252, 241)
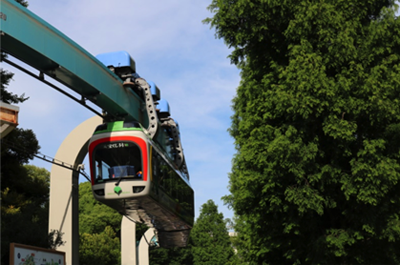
(102, 142, 132, 149)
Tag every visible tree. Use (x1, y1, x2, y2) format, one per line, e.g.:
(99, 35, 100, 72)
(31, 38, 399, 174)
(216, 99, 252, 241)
(149, 244, 194, 265)
(79, 182, 122, 235)
(1, 165, 50, 265)
(79, 226, 121, 265)
(190, 200, 236, 265)
(78, 182, 122, 264)
(206, 0, 400, 263)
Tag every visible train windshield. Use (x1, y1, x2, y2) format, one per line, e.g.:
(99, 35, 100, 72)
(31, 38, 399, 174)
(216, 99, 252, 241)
(92, 141, 143, 184)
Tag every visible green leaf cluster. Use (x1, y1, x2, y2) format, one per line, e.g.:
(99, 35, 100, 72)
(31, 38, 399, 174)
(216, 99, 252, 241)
(149, 244, 193, 265)
(206, 0, 400, 263)
(1, 164, 50, 265)
(79, 182, 122, 235)
(190, 200, 238, 265)
(79, 226, 121, 265)
(78, 182, 122, 264)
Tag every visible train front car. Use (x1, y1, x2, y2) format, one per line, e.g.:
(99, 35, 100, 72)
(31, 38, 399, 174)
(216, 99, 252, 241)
(88, 120, 194, 247)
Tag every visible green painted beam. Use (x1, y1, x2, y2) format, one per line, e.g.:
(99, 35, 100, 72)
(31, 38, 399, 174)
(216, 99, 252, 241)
(0, 0, 145, 124)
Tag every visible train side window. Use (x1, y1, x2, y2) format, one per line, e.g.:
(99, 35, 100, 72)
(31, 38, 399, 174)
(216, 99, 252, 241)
(150, 149, 194, 216)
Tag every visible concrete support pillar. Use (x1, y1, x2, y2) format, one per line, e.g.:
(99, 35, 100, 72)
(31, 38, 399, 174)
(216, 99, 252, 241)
(138, 228, 156, 265)
(49, 116, 102, 265)
(121, 216, 137, 265)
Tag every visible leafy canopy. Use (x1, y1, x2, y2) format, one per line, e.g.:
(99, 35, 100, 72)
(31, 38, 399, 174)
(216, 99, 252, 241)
(1, 164, 50, 265)
(78, 182, 122, 265)
(190, 200, 237, 265)
(206, 0, 400, 264)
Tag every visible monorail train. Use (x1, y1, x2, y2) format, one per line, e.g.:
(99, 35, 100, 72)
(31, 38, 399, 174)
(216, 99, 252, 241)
(88, 50, 194, 247)
(89, 120, 194, 247)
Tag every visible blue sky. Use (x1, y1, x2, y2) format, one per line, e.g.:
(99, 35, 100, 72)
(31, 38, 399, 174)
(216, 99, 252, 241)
(2, 0, 240, 221)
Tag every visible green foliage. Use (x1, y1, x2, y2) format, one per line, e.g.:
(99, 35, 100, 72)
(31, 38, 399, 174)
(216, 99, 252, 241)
(1, 128, 39, 164)
(206, 0, 400, 263)
(79, 182, 122, 235)
(149, 244, 194, 265)
(0, 68, 29, 104)
(190, 200, 237, 265)
(1, 165, 50, 265)
(79, 226, 121, 265)
(78, 182, 122, 264)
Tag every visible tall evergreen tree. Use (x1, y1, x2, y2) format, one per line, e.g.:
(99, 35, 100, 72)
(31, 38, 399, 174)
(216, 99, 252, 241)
(190, 200, 236, 265)
(206, 0, 400, 263)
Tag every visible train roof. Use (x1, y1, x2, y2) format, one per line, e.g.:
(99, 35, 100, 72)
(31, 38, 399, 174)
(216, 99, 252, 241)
(93, 121, 144, 135)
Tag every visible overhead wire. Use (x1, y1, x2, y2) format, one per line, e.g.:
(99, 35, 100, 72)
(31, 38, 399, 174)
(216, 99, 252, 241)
(1, 138, 91, 182)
